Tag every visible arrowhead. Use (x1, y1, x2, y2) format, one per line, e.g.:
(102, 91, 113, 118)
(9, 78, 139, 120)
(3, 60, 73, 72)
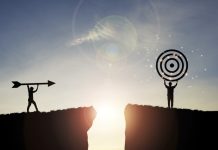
(12, 81, 21, 88)
(48, 80, 55, 87)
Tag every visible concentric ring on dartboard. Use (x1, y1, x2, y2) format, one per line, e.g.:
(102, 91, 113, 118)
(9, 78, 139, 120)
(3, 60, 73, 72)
(160, 53, 184, 78)
(156, 49, 188, 81)
(165, 58, 179, 73)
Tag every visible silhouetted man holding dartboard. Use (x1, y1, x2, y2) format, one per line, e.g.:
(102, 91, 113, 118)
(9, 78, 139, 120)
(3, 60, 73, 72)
(164, 81, 177, 108)
(156, 49, 188, 108)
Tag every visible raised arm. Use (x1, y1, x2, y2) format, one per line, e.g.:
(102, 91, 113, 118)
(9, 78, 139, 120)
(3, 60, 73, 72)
(164, 80, 167, 88)
(33, 84, 39, 93)
(27, 85, 30, 90)
(173, 81, 178, 88)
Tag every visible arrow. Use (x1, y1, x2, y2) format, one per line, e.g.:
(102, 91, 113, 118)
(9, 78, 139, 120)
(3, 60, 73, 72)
(12, 80, 55, 88)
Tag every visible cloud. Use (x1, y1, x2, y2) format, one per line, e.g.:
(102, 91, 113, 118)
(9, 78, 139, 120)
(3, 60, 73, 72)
(71, 23, 115, 46)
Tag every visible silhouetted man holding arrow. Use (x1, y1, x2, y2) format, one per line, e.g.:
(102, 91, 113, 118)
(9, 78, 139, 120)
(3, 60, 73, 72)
(164, 80, 177, 108)
(12, 80, 55, 112)
(27, 85, 39, 112)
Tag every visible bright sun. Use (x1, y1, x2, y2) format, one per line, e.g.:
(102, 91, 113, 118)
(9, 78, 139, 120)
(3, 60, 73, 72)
(88, 101, 125, 150)
(95, 102, 119, 122)
(88, 89, 126, 150)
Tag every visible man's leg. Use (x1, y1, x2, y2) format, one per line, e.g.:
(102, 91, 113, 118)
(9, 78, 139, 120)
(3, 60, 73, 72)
(32, 100, 39, 112)
(167, 96, 170, 108)
(27, 102, 31, 113)
(171, 96, 174, 108)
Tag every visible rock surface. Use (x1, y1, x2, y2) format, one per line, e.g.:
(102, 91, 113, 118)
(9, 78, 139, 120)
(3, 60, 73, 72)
(0, 107, 96, 150)
(125, 104, 218, 150)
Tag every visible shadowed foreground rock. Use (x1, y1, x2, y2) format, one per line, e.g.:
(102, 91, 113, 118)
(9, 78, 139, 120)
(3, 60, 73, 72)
(125, 104, 218, 150)
(0, 107, 96, 150)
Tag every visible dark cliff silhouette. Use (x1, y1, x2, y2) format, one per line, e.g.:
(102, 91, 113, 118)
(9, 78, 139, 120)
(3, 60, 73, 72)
(125, 104, 218, 150)
(0, 107, 96, 150)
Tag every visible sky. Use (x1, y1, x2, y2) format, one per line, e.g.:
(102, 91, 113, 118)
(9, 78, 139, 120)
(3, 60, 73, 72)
(0, 0, 218, 150)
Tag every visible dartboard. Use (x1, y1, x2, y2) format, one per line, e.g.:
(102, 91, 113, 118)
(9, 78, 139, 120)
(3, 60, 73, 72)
(156, 49, 188, 81)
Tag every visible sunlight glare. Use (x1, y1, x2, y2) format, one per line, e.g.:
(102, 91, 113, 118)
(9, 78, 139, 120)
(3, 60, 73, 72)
(95, 102, 118, 122)
(88, 99, 125, 150)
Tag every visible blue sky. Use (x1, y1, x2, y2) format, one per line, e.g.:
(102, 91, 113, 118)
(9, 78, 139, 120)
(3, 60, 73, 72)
(0, 0, 218, 149)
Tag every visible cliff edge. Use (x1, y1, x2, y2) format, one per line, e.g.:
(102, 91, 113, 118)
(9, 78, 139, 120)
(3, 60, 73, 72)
(0, 107, 96, 150)
(125, 104, 218, 150)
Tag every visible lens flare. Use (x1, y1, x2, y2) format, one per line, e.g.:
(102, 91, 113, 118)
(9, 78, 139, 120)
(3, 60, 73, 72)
(94, 15, 138, 62)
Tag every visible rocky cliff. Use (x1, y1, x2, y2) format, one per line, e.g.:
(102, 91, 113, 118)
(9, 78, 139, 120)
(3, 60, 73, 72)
(125, 104, 218, 150)
(0, 107, 96, 150)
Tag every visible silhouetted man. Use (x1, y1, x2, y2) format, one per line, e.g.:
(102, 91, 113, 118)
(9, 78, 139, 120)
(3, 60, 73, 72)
(27, 85, 39, 112)
(164, 81, 177, 108)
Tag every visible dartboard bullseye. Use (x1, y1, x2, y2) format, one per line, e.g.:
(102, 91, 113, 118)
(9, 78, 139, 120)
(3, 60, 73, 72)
(156, 49, 188, 81)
